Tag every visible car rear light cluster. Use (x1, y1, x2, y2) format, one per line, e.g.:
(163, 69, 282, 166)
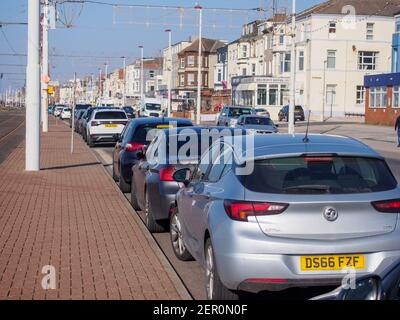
(372, 199, 400, 213)
(91, 121, 101, 126)
(160, 165, 176, 182)
(125, 142, 144, 153)
(223, 200, 289, 222)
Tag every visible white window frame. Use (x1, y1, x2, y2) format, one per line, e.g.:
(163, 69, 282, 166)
(329, 21, 336, 34)
(187, 55, 195, 67)
(180, 58, 185, 68)
(358, 51, 378, 70)
(179, 74, 185, 86)
(298, 51, 304, 71)
(356, 85, 365, 104)
(188, 73, 195, 86)
(393, 86, 400, 108)
(366, 23, 374, 41)
(369, 86, 387, 108)
(327, 50, 336, 69)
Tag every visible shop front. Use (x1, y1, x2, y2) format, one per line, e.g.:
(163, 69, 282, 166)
(231, 76, 289, 120)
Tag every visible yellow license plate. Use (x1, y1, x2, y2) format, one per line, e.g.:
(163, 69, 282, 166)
(105, 124, 117, 128)
(300, 255, 365, 271)
(156, 125, 172, 129)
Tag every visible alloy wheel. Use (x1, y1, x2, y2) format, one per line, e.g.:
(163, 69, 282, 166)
(205, 244, 214, 300)
(170, 213, 185, 256)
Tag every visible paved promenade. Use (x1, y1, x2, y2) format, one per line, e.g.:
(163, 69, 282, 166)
(0, 118, 189, 300)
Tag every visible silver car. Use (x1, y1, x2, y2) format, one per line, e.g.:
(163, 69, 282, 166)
(170, 134, 400, 300)
(236, 115, 278, 134)
(216, 106, 253, 127)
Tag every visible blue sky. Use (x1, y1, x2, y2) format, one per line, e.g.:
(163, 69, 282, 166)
(0, 0, 322, 92)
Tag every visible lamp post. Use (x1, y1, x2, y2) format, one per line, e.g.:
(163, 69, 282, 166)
(288, 0, 296, 134)
(195, 4, 203, 125)
(138, 45, 144, 102)
(25, 0, 41, 171)
(165, 29, 172, 117)
(121, 56, 126, 107)
(41, 0, 49, 133)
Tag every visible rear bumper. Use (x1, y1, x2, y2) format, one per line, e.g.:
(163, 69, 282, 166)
(149, 181, 180, 221)
(89, 134, 117, 143)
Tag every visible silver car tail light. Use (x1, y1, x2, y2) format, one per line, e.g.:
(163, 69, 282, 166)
(223, 200, 289, 222)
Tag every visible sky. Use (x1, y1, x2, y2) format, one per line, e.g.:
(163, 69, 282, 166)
(0, 0, 322, 93)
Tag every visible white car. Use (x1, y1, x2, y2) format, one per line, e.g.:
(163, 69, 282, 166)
(86, 109, 128, 147)
(60, 108, 72, 120)
(54, 106, 65, 117)
(138, 98, 164, 117)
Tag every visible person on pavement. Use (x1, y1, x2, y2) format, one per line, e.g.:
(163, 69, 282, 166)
(396, 115, 400, 147)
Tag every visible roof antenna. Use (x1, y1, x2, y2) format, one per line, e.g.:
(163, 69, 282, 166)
(303, 110, 312, 143)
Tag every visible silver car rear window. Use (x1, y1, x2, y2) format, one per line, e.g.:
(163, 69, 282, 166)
(240, 156, 397, 194)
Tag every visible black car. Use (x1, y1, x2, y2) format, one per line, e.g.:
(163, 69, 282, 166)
(112, 117, 193, 193)
(123, 106, 135, 119)
(313, 261, 400, 300)
(69, 104, 92, 128)
(278, 105, 305, 122)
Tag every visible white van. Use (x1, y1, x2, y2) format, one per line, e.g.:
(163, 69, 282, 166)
(138, 98, 164, 117)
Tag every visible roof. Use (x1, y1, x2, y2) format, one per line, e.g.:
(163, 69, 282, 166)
(130, 117, 193, 126)
(180, 38, 226, 54)
(297, 0, 400, 19)
(225, 134, 381, 163)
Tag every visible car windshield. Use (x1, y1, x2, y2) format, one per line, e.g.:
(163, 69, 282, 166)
(239, 156, 397, 194)
(295, 106, 303, 112)
(245, 117, 273, 126)
(145, 103, 161, 111)
(124, 107, 134, 113)
(228, 108, 252, 118)
(94, 111, 127, 120)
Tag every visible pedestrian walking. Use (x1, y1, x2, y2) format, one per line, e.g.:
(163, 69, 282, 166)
(396, 115, 400, 147)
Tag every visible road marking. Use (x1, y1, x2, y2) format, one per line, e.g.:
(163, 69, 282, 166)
(0, 119, 25, 143)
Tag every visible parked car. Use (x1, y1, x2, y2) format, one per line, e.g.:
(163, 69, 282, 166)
(131, 126, 246, 232)
(278, 105, 305, 122)
(312, 261, 400, 300)
(217, 106, 253, 127)
(69, 104, 91, 127)
(48, 105, 54, 114)
(80, 106, 117, 141)
(112, 117, 193, 193)
(253, 107, 270, 118)
(73, 110, 86, 132)
(235, 115, 279, 134)
(123, 106, 135, 119)
(171, 133, 400, 300)
(138, 98, 164, 117)
(53, 105, 65, 117)
(60, 107, 72, 120)
(86, 109, 128, 147)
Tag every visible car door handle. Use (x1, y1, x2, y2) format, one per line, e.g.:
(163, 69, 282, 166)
(204, 192, 211, 200)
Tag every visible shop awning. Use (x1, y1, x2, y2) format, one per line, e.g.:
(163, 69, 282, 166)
(236, 83, 257, 91)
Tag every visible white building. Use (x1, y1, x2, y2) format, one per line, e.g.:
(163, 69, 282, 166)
(283, 0, 399, 119)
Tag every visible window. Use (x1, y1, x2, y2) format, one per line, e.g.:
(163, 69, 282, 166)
(257, 84, 267, 105)
(241, 45, 248, 58)
(397, 17, 400, 32)
(329, 21, 336, 34)
(326, 85, 337, 106)
(187, 55, 195, 67)
(269, 85, 279, 105)
(394, 86, 400, 108)
(252, 63, 256, 76)
(207, 146, 232, 183)
(366, 23, 374, 40)
(358, 51, 378, 70)
(238, 156, 397, 195)
(279, 30, 285, 45)
(356, 86, 365, 104)
(327, 50, 336, 69)
(395, 49, 399, 73)
(180, 74, 185, 86)
(280, 53, 291, 73)
(180, 58, 185, 68)
(298, 51, 304, 71)
(369, 87, 387, 108)
(188, 73, 195, 86)
(217, 69, 222, 82)
(149, 70, 155, 78)
(242, 68, 247, 76)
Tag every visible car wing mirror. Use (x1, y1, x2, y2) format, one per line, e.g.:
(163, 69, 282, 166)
(173, 168, 192, 186)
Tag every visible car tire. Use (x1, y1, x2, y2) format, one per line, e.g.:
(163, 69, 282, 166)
(169, 206, 193, 260)
(118, 168, 131, 193)
(205, 238, 239, 300)
(130, 178, 141, 210)
(87, 134, 95, 147)
(144, 189, 165, 233)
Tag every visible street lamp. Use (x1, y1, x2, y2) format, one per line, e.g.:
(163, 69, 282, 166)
(165, 29, 172, 117)
(138, 45, 144, 102)
(288, 0, 296, 134)
(195, 4, 203, 125)
(121, 56, 126, 107)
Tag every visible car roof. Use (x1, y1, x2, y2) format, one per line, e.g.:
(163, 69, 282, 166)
(131, 117, 193, 126)
(224, 134, 382, 164)
(240, 115, 271, 119)
(224, 105, 252, 109)
(159, 126, 247, 137)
